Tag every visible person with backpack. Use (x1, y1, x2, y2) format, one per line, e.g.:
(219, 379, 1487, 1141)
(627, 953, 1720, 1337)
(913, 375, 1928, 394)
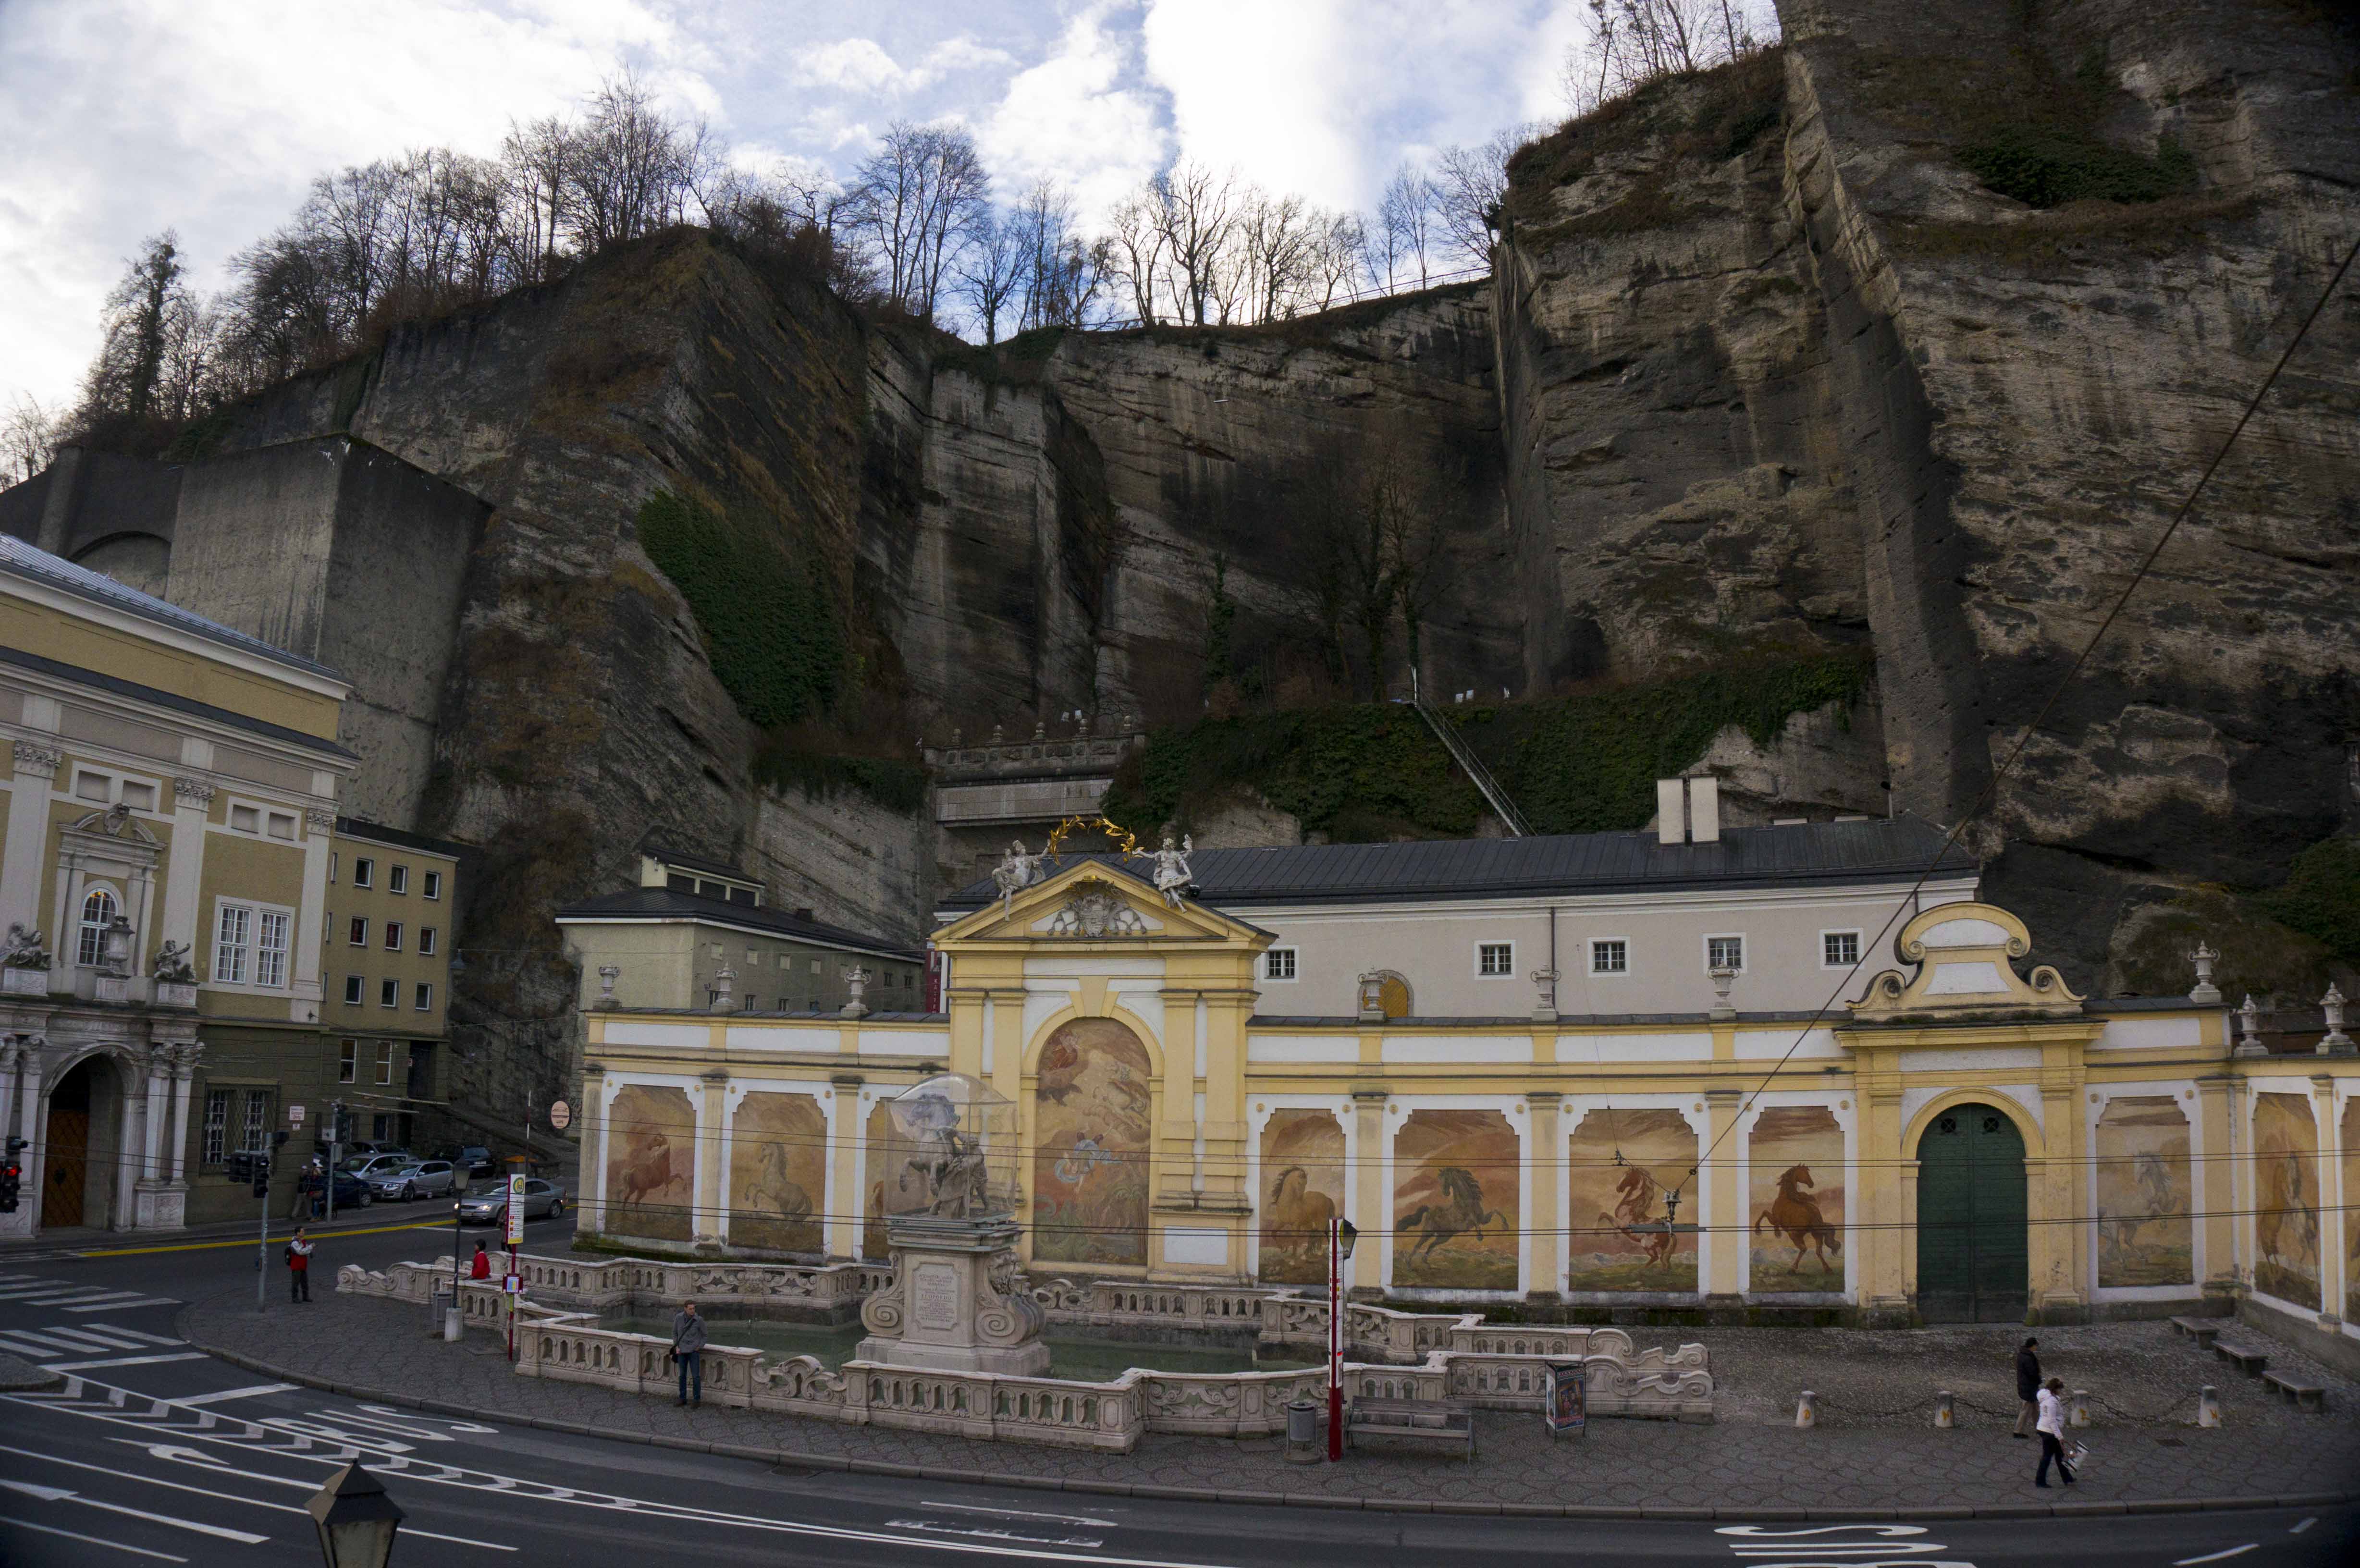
(286, 1228, 315, 1303)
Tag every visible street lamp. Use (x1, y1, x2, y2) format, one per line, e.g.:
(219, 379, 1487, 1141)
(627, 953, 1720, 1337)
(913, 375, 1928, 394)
(1327, 1216, 1358, 1462)
(307, 1460, 404, 1567)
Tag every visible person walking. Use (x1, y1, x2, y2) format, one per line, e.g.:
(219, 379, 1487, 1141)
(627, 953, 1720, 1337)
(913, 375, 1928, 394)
(2034, 1376, 2075, 1487)
(469, 1241, 492, 1281)
(2014, 1336, 2041, 1438)
(286, 1228, 315, 1303)
(671, 1300, 707, 1407)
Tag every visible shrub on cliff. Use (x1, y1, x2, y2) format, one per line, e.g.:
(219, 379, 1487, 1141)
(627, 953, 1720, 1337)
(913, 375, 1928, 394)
(635, 489, 841, 728)
(2262, 834, 2360, 966)
(1957, 127, 2197, 209)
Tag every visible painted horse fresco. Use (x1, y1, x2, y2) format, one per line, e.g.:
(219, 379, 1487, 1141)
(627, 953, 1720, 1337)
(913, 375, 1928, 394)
(1399, 1166, 1510, 1265)
(1601, 1164, 1677, 1269)
(1755, 1163, 1842, 1275)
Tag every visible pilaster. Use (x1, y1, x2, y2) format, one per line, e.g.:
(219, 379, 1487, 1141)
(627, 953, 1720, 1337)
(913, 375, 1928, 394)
(2195, 1073, 2240, 1305)
(158, 778, 212, 961)
(1704, 1088, 1745, 1317)
(1856, 1046, 1910, 1322)
(828, 1072, 863, 1259)
(693, 1068, 727, 1251)
(1524, 1092, 1561, 1301)
(1350, 1087, 1387, 1298)
(1, 741, 61, 936)
(2311, 1074, 2344, 1330)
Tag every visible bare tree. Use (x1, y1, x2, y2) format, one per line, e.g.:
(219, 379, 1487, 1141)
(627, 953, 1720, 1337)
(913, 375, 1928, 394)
(1435, 125, 1541, 267)
(1236, 191, 1323, 321)
(502, 114, 576, 282)
(1011, 181, 1104, 329)
(1377, 165, 1438, 290)
(956, 208, 1025, 343)
(0, 393, 59, 485)
(846, 121, 989, 318)
(1153, 161, 1239, 326)
(1564, 0, 1775, 111)
(1105, 188, 1169, 325)
(76, 233, 192, 427)
(1312, 212, 1366, 309)
(566, 70, 710, 254)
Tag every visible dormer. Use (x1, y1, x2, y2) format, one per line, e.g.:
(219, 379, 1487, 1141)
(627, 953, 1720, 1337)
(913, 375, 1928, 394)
(638, 845, 763, 907)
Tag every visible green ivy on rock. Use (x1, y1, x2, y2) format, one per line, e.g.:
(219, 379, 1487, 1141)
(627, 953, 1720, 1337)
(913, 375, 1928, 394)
(636, 488, 842, 728)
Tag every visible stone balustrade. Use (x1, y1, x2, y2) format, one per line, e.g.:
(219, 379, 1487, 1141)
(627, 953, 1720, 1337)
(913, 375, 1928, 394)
(342, 1251, 1717, 1448)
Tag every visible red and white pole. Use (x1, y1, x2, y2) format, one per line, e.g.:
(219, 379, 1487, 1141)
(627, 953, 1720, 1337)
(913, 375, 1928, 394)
(1326, 1217, 1343, 1461)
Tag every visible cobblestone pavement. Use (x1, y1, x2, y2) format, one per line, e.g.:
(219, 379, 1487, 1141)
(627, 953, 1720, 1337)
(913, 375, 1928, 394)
(184, 1288, 2360, 1515)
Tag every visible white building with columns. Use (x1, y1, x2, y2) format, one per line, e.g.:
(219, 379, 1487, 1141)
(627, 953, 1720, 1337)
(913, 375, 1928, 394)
(1, 535, 353, 1237)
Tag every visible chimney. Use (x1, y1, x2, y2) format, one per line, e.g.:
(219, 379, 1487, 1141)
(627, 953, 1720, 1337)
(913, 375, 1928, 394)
(1687, 775, 1720, 843)
(793, 906, 815, 922)
(1656, 779, 1684, 845)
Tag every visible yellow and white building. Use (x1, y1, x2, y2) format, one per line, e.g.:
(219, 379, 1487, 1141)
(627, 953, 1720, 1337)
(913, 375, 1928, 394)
(0, 535, 354, 1235)
(576, 779, 2359, 1369)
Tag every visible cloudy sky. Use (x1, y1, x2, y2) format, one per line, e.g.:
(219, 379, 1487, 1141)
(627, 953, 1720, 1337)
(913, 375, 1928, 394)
(0, 0, 1590, 418)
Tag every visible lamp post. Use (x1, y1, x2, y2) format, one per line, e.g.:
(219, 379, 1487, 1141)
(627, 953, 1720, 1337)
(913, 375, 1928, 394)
(307, 1460, 403, 1567)
(1327, 1216, 1358, 1462)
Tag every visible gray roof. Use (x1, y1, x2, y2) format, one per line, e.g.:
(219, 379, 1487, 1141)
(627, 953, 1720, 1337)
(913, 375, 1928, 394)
(0, 532, 340, 679)
(0, 644, 357, 761)
(556, 887, 925, 960)
(940, 816, 1977, 911)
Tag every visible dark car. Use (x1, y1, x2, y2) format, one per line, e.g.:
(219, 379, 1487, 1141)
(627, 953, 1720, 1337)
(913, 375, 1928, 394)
(435, 1145, 497, 1178)
(303, 1166, 372, 1214)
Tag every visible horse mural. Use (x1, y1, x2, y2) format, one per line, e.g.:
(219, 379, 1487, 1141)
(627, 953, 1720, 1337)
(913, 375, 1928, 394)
(1400, 1167, 1512, 1265)
(1258, 1109, 1347, 1284)
(1392, 1109, 1520, 1289)
(2253, 1092, 2321, 1309)
(1265, 1164, 1338, 1270)
(1755, 1164, 1843, 1278)
(1602, 1165, 1678, 1270)
(603, 1084, 695, 1241)
(2094, 1096, 2193, 1288)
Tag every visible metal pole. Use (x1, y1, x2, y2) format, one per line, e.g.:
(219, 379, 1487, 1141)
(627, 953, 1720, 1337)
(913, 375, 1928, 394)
(255, 1158, 270, 1312)
(1327, 1218, 1343, 1462)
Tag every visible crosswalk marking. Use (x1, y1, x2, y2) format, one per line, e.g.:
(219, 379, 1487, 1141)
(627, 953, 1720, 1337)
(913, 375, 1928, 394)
(0, 1331, 90, 1355)
(169, 1383, 296, 1407)
(63, 1298, 180, 1313)
(43, 1353, 210, 1372)
(0, 1328, 137, 1355)
(0, 1276, 180, 1313)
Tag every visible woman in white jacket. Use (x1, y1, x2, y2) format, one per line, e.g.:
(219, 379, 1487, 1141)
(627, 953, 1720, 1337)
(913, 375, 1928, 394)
(2034, 1376, 2075, 1487)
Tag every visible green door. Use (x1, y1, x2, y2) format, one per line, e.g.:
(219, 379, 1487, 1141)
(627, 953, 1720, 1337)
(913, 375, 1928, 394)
(1915, 1103, 2028, 1323)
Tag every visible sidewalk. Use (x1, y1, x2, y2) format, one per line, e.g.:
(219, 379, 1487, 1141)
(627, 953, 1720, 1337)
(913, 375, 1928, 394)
(182, 1288, 2360, 1519)
(3, 1206, 444, 1257)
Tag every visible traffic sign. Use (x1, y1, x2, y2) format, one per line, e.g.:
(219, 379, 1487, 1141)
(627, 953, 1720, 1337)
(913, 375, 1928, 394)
(550, 1100, 571, 1131)
(287, 1104, 306, 1127)
(502, 1274, 523, 1296)
(504, 1174, 527, 1245)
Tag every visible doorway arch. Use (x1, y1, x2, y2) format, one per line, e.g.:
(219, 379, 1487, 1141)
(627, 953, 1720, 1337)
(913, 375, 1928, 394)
(1915, 1101, 2028, 1323)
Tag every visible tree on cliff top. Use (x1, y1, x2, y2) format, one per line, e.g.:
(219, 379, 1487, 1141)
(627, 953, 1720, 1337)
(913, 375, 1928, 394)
(844, 121, 989, 320)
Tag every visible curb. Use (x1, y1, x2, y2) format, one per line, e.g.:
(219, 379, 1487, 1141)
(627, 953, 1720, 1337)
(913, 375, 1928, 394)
(181, 1327, 2359, 1524)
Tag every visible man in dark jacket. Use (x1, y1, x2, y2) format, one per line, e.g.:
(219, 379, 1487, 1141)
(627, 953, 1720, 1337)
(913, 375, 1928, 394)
(672, 1301, 707, 1407)
(2014, 1337, 2040, 1438)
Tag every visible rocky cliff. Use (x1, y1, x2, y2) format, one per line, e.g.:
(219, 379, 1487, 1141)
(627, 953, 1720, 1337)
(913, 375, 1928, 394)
(21, 0, 2354, 1125)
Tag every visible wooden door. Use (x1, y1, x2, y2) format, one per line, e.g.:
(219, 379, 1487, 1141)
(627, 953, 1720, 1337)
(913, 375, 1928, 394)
(43, 1109, 89, 1228)
(1915, 1103, 2028, 1323)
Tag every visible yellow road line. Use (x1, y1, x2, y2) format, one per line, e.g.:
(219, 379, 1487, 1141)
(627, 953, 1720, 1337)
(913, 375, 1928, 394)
(69, 1221, 455, 1256)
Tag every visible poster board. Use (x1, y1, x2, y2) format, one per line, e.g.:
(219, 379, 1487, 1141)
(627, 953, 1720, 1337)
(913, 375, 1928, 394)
(1545, 1360, 1587, 1437)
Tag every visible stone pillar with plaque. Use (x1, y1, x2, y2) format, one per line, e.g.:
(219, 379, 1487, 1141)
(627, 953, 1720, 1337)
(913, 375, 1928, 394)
(855, 1073, 1048, 1376)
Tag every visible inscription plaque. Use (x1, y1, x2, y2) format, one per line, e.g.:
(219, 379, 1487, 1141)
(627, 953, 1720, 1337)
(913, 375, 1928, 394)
(913, 1261, 960, 1331)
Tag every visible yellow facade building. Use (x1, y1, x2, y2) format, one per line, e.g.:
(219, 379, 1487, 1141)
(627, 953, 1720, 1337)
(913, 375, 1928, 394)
(576, 793, 2359, 1370)
(0, 535, 354, 1235)
(323, 818, 464, 1148)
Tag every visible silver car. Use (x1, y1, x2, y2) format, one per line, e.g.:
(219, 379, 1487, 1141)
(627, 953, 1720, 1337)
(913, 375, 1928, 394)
(370, 1159, 458, 1202)
(454, 1177, 565, 1225)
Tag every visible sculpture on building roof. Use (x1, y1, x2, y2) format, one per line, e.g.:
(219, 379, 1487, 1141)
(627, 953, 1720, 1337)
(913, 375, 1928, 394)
(151, 940, 196, 983)
(1143, 833, 1194, 908)
(3, 923, 51, 969)
(991, 840, 1044, 911)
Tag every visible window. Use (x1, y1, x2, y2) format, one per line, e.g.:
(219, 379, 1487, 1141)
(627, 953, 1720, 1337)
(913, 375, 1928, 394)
(338, 1040, 357, 1084)
(352, 858, 374, 889)
(728, 886, 758, 906)
(329, 853, 339, 884)
(240, 1090, 271, 1153)
(348, 916, 368, 946)
(376, 1041, 395, 1086)
(75, 770, 111, 802)
(78, 886, 119, 968)
(666, 872, 693, 894)
(746, 947, 760, 966)
(266, 811, 295, 840)
(344, 975, 364, 1005)
(230, 803, 258, 832)
(254, 909, 289, 988)
(1477, 941, 1514, 977)
(380, 978, 399, 1008)
(213, 902, 251, 983)
(418, 927, 437, 956)
(423, 870, 442, 900)
(389, 865, 408, 894)
(383, 921, 404, 952)
(1591, 939, 1628, 975)
(809, 957, 822, 975)
(1706, 934, 1745, 972)
(202, 1089, 229, 1165)
(1822, 930, 1862, 968)
(119, 780, 154, 811)
(414, 982, 433, 1011)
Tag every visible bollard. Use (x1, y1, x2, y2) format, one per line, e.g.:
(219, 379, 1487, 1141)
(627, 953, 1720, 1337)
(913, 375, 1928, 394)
(2068, 1388, 2090, 1428)
(2198, 1385, 2222, 1427)
(1933, 1391, 1954, 1428)
(444, 1306, 463, 1342)
(1795, 1390, 1817, 1428)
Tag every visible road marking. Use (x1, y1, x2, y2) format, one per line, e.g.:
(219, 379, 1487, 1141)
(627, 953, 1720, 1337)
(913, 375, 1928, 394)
(44, 1352, 211, 1372)
(0, 1514, 189, 1561)
(2289, 1518, 2316, 1534)
(0, 1477, 270, 1542)
(171, 1383, 297, 1408)
(2171, 1549, 2258, 1566)
(891, 1519, 1106, 1548)
(72, 1217, 519, 1256)
(64, 1297, 181, 1313)
(0, 1329, 93, 1354)
(922, 1501, 1121, 1527)
(4, 1326, 147, 1354)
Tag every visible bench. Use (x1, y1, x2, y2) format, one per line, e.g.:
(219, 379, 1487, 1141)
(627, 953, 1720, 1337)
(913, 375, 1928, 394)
(2168, 1315, 2221, 1351)
(1345, 1397, 1477, 1461)
(2262, 1370, 2326, 1412)
(2213, 1342, 2269, 1377)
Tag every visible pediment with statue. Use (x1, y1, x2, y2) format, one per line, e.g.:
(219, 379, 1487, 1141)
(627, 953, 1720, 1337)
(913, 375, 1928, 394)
(1846, 901, 2084, 1022)
(934, 852, 1267, 951)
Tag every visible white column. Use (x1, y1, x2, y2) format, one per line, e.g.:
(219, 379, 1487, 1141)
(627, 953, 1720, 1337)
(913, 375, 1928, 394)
(293, 808, 334, 1007)
(158, 779, 213, 955)
(140, 1047, 168, 1180)
(166, 1043, 199, 1186)
(114, 1060, 146, 1228)
(0, 742, 61, 933)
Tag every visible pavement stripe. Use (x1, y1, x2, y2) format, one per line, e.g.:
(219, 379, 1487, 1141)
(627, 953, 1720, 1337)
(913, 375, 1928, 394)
(0, 1330, 90, 1353)
(63, 1329, 169, 1351)
(63, 1298, 181, 1314)
(80, 1327, 183, 1347)
(170, 1384, 297, 1407)
(8, 1328, 129, 1352)
(44, 1353, 211, 1372)
(0, 1514, 190, 1561)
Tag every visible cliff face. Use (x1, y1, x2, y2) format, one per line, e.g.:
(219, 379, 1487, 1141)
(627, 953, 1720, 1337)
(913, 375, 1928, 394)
(1499, 0, 2360, 985)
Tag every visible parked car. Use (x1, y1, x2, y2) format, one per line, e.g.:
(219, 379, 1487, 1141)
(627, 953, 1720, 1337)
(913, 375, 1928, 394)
(454, 1177, 565, 1225)
(434, 1145, 497, 1178)
(320, 1167, 372, 1211)
(369, 1159, 459, 1202)
(341, 1153, 410, 1182)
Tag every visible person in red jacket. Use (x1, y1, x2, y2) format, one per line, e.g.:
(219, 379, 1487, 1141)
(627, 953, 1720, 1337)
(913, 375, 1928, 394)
(286, 1229, 314, 1302)
(469, 1241, 492, 1281)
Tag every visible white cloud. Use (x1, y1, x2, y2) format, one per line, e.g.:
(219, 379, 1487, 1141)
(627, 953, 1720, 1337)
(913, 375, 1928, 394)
(978, 4, 1165, 223)
(791, 33, 1015, 97)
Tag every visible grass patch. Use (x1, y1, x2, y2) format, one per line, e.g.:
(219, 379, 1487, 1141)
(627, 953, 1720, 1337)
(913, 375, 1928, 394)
(751, 738, 928, 815)
(636, 488, 842, 728)
(1957, 126, 2196, 208)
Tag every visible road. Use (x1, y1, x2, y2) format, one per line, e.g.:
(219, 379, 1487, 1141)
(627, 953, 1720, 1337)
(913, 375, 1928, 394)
(0, 1213, 2353, 1568)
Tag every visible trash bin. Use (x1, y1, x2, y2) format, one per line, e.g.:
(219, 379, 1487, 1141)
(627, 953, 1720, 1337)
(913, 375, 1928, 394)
(1285, 1398, 1320, 1464)
(429, 1284, 453, 1335)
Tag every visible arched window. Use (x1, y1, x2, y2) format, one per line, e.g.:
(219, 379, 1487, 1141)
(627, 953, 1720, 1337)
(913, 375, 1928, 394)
(77, 886, 119, 968)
